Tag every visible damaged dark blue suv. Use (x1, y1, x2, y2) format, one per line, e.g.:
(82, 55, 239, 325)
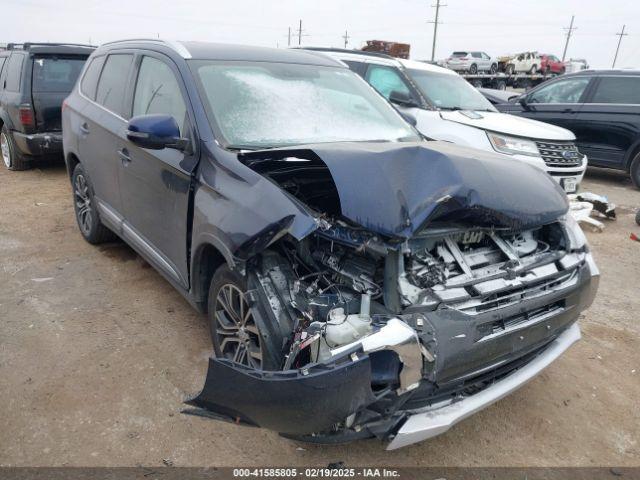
(62, 39, 599, 449)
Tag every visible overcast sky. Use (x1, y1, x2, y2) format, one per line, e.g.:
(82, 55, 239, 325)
(3, 0, 639, 69)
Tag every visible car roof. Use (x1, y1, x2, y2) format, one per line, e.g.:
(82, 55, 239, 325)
(302, 47, 458, 76)
(398, 58, 458, 75)
(570, 69, 640, 76)
(5, 43, 95, 56)
(99, 39, 344, 67)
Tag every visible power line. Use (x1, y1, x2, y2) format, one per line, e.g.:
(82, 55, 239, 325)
(612, 25, 628, 68)
(428, 0, 447, 62)
(342, 30, 350, 48)
(561, 15, 577, 62)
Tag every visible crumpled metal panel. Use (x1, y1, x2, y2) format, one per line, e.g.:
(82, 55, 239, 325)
(244, 141, 569, 238)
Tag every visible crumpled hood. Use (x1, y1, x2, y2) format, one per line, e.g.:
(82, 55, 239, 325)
(440, 110, 575, 141)
(241, 141, 569, 239)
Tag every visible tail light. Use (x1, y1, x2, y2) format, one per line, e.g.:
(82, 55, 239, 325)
(18, 104, 35, 127)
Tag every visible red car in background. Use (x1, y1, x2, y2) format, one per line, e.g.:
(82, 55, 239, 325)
(540, 54, 566, 74)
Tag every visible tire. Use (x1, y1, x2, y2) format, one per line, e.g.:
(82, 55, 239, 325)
(530, 64, 538, 74)
(560, 66, 566, 75)
(472, 80, 483, 88)
(630, 153, 640, 189)
(636, 209, 640, 226)
(496, 80, 507, 90)
(490, 63, 498, 74)
(1, 126, 31, 171)
(71, 163, 116, 244)
(207, 265, 281, 370)
(545, 66, 551, 75)
(469, 63, 478, 74)
(506, 64, 515, 75)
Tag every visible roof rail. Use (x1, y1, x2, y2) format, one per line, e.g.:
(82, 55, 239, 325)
(99, 38, 191, 58)
(299, 47, 396, 61)
(6, 42, 96, 50)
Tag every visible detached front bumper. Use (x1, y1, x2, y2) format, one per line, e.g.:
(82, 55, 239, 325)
(186, 254, 598, 449)
(12, 131, 63, 156)
(387, 321, 581, 449)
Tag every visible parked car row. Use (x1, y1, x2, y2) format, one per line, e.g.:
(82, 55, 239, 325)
(309, 47, 586, 193)
(2, 40, 602, 450)
(444, 50, 580, 76)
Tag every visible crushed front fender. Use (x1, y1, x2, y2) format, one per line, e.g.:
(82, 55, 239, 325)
(183, 348, 376, 436)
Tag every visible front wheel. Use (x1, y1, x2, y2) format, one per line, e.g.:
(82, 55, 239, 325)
(72, 163, 116, 244)
(506, 64, 515, 75)
(489, 63, 498, 74)
(207, 265, 281, 370)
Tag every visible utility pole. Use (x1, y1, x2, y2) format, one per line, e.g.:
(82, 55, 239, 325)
(287, 27, 291, 47)
(561, 15, 577, 62)
(612, 25, 628, 68)
(297, 19, 303, 45)
(342, 30, 350, 49)
(429, 0, 447, 62)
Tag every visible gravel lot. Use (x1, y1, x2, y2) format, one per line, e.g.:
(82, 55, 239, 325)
(1, 162, 639, 467)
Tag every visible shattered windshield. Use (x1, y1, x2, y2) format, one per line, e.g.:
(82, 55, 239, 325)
(407, 69, 496, 112)
(190, 61, 420, 149)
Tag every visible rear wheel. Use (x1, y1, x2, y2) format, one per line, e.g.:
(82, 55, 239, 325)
(208, 265, 280, 370)
(506, 64, 515, 75)
(1, 126, 30, 171)
(72, 163, 116, 244)
(469, 63, 478, 74)
(490, 63, 498, 74)
(630, 153, 640, 189)
(496, 80, 507, 90)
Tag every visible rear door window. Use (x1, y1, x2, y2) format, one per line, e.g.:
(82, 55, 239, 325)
(32, 56, 87, 93)
(5, 54, 25, 92)
(365, 64, 412, 100)
(95, 54, 134, 117)
(80, 55, 105, 100)
(132, 56, 187, 134)
(590, 76, 640, 104)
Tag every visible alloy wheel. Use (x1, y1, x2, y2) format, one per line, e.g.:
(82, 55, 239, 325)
(1, 133, 11, 168)
(214, 284, 263, 368)
(74, 173, 93, 235)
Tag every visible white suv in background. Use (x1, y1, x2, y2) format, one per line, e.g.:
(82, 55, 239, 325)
(305, 48, 587, 193)
(444, 51, 498, 74)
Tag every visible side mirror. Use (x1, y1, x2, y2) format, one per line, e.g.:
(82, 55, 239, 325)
(389, 90, 419, 108)
(126, 114, 188, 151)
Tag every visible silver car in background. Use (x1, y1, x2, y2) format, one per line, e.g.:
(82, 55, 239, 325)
(445, 51, 498, 74)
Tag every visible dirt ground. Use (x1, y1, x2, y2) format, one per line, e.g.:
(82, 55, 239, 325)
(1, 162, 639, 467)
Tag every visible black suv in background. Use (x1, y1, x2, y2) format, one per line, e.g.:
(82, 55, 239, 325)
(496, 70, 640, 187)
(0, 43, 93, 170)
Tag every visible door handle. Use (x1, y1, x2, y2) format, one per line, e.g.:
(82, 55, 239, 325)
(79, 123, 90, 134)
(118, 148, 131, 165)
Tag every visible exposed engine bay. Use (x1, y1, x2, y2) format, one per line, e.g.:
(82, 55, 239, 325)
(185, 143, 599, 447)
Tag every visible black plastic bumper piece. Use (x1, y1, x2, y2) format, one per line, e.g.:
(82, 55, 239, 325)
(184, 348, 376, 436)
